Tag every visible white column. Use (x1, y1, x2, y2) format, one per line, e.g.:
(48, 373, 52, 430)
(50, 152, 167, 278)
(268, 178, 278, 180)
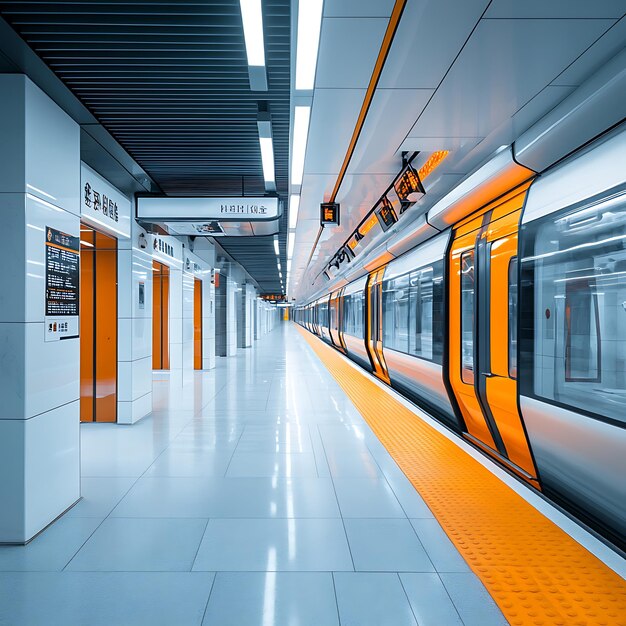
(202, 271, 216, 370)
(168, 264, 183, 382)
(226, 277, 237, 356)
(117, 221, 153, 424)
(0, 75, 80, 542)
(181, 270, 194, 383)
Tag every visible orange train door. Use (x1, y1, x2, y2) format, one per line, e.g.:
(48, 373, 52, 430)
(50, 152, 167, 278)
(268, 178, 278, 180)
(152, 261, 170, 370)
(79, 225, 118, 423)
(365, 268, 390, 383)
(328, 289, 346, 351)
(448, 185, 538, 484)
(194, 278, 202, 370)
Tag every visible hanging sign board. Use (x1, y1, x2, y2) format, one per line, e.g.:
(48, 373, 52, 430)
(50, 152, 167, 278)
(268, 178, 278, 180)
(394, 164, 425, 207)
(81, 163, 132, 239)
(376, 197, 398, 232)
(320, 202, 340, 226)
(45, 226, 80, 341)
(137, 196, 280, 221)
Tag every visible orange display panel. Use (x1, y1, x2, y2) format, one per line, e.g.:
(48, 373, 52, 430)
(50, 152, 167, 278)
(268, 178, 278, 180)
(79, 225, 117, 423)
(298, 326, 626, 626)
(194, 278, 202, 370)
(417, 150, 449, 181)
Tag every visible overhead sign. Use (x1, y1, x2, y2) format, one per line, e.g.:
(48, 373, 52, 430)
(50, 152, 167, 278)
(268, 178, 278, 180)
(376, 197, 398, 232)
(137, 196, 280, 221)
(320, 202, 340, 226)
(394, 164, 425, 207)
(150, 234, 183, 268)
(45, 227, 80, 342)
(81, 163, 132, 238)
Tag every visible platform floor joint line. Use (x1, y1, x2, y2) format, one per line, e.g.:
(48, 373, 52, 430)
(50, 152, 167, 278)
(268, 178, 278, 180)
(296, 326, 626, 626)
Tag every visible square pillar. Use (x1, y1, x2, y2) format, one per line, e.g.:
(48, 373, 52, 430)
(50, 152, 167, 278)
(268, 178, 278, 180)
(0, 75, 81, 542)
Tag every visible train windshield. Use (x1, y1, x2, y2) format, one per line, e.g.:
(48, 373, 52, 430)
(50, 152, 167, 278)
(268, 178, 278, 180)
(520, 186, 626, 425)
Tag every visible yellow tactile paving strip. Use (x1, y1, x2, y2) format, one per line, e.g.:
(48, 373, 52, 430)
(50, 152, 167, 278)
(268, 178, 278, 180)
(297, 326, 626, 626)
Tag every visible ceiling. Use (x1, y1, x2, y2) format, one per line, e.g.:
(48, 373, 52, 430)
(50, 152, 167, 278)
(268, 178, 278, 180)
(290, 0, 626, 300)
(0, 0, 290, 294)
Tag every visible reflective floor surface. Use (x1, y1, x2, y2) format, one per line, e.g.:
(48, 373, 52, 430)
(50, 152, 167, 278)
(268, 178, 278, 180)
(0, 324, 506, 625)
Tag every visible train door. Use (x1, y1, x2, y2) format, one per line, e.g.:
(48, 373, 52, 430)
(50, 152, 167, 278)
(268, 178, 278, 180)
(449, 185, 538, 483)
(152, 261, 170, 370)
(80, 225, 118, 423)
(329, 290, 345, 350)
(365, 268, 390, 383)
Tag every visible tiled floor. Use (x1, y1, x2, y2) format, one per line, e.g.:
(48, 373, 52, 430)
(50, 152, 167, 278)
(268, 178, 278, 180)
(0, 324, 507, 625)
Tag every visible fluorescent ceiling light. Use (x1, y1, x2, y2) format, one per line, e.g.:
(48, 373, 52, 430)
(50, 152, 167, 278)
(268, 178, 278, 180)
(259, 136, 275, 183)
(273, 237, 280, 256)
(287, 259, 292, 273)
(288, 232, 295, 258)
(289, 194, 300, 229)
(295, 0, 324, 90)
(240, 0, 265, 66)
(291, 106, 311, 186)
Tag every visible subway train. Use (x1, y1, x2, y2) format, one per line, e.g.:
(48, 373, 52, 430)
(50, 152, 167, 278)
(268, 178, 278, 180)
(295, 123, 626, 551)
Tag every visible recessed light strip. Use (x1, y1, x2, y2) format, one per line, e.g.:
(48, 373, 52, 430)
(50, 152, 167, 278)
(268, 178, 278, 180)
(240, 0, 265, 66)
(295, 0, 324, 90)
(291, 106, 311, 186)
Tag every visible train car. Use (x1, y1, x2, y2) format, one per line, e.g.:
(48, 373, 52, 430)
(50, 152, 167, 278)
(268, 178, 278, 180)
(518, 125, 626, 548)
(295, 122, 626, 550)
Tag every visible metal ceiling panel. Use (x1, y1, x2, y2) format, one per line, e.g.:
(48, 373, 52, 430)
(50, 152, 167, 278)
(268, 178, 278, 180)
(0, 0, 291, 294)
(315, 17, 387, 89)
(323, 0, 395, 18)
(346, 87, 433, 175)
(485, 0, 626, 19)
(408, 18, 615, 138)
(378, 0, 490, 89)
(305, 88, 365, 175)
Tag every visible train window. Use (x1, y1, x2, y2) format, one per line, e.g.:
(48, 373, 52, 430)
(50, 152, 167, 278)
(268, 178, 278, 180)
(520, 186, 626, 425)
(383, 274, 410, 353)
(461, 250, 475, 384)
(381, 261, 444, 363)
(564, 276, 601, 382)
(343, 291, 365, 339)
(509, 258, 518, 378)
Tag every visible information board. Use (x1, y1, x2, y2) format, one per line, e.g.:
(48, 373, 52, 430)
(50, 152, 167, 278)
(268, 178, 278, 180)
(45, 226, 80, 341)
(320, 202, 340, 226)
(376, 197, 398, 232)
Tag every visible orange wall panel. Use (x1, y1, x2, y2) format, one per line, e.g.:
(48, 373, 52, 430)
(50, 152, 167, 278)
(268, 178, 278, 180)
(194, 279, 202, 370)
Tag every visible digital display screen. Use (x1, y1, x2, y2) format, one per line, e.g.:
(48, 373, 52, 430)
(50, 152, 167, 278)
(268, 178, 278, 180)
(394, 164, 424, 202)
(320, 202, 340, 226)
(376, 197, 397, 232)
(45, 227, 80, 317)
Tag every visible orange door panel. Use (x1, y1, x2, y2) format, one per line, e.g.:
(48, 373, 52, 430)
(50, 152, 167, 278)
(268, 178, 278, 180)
(484, 213, 536, 478)
(448, 185, 538, 484)
(152, 261, 170, 370)
(449, 222, 497, 449)
(79, 225, 117, 423)
(94, 231, 117, 422)
(80, 229, 95, 423)
(329, 290, 342, 349)
(152, 262, 162, 369)
(365, 268, 390, 383)
(194, 278, 202, 370)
